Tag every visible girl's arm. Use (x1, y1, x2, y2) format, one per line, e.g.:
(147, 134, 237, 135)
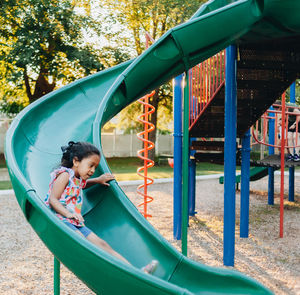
(49, 172, 84, 222)
(85, 173, 115, 189)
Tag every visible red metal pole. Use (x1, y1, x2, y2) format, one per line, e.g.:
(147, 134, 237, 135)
(212, 56, 214, 94)
(275, 113, 278, 147)
(205, 60, 208, 104)
(217, 53, 220, 86)
(189, 69, 192, 126)
(144, 96, 149, 217)
(191, 69, 193, 125)
(136, 34, 156, 219)
(196, 65, 199, 117)
(208, 58, 211, 99)
(202, 61, 205, 105)
(263, 113, 268, 144)
(137, 91, 155, 219)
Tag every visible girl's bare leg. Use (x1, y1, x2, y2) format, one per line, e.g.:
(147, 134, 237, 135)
(86, 232, 130, 265)
(74, 230, 157, 273)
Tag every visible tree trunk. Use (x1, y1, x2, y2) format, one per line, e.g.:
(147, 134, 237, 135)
(31, 72, 55, 103)
(23, 68, 33, 102)
(24, 67, 56, 104)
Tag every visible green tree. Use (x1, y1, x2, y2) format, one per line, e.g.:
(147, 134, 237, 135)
(0, 0, 129, 113)
(100, 0, 204, 159)
(0, 44, 29, 116)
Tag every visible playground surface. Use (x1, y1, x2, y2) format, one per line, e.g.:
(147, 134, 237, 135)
(0, 175, 299, 295)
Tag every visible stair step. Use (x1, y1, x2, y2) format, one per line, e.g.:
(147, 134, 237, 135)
(194, 150, 240, 164)
(237, 80, 288, 89)
(237, 68, 286, 80)
(194, 152, 224, 164)
(238, 61, 300, 71)
(191, 140, 225, 151)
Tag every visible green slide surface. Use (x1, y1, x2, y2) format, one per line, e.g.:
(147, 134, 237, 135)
(5, 0, 300, 294)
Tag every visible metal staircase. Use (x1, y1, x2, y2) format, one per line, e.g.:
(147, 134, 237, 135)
(189, 36, 300, 162)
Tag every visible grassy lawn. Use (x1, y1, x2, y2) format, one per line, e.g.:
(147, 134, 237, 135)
(0, 181, 12, 190)
(106, 157, 226, 181)
(2, 154, 300, 187)
(0, 156, 12, 189)
(0, 156, 223, 188)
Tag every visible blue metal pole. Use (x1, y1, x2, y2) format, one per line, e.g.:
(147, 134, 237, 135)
(173, 74, 184, 240)
(223, 45, 237, 267)
(290, 82, 296, 103)
(268, 106, 275, 205)
(188, 157, 197, 216)
(240, 129, 251, 238)
(289, 82, 296, 202)
(289, 168, 295, 202)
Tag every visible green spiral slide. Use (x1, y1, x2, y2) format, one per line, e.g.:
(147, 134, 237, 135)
(5, 0, 300, 293)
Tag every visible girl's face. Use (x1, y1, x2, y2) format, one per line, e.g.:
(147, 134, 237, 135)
(73, 154, 100, 180)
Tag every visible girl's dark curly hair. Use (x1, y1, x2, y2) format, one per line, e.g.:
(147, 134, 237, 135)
(61, 141, 100, 168)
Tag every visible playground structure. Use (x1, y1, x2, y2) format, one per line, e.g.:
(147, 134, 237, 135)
(174, 82, 299, 248)
(4, 0, 300, 294)
(136, 91, 156, 219)
(172, 25, 300, 265)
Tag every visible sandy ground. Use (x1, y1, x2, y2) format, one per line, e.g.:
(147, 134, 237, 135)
(0, 174, 299, 294)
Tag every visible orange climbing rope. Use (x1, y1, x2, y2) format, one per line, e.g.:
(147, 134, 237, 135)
(136, 91, 156, 219)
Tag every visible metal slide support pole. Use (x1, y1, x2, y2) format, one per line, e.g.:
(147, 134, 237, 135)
(189, 138, 197, 216)
(290, 82, 296, 102)
(280, 93, 286, 238)
(188, 157, 197, 216)
(268, 106, 275, 205)
(54, 257, 60, 295)
(223, 45, 237, 266)
(289, 82, 296, 202)
(240, 129, 251, 238)
(173, 74, 184, 240)
(289, 168, 295, 202)
(182, 71, 190, 256)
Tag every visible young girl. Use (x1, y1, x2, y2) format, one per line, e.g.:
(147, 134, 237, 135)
(44, 141, 158, 274)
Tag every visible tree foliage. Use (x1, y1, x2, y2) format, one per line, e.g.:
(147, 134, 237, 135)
(100, 0, 204, 142)
(100, 0, 205, 56)
(0, 0, 130, 114)
(0, 44, 29, 116)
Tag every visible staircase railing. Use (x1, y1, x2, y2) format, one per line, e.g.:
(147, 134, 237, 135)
(189, 50, 226, 129)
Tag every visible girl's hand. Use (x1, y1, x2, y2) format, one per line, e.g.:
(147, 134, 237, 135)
(66, 212, 84, 222)
(95, 173, 115, 186)
(85, 173, 115, 189)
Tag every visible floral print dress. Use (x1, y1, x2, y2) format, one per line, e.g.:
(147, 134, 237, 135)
(45, 167, 86, 226)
